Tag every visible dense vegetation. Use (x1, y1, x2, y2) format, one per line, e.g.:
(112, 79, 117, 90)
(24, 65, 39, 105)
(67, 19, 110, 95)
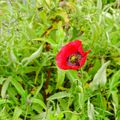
(0, 0, 120, 119)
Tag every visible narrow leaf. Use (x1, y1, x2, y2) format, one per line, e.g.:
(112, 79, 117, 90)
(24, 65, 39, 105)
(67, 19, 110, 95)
(31, 98, 46, 110)
(0, 99, 12, 105)
(109, 70, 120, 91)
(56, 69, 65, 89)
(10, 49, 19, 64)
(1, 78, 11, 98)
(47, 92, 71, 101)
(97, 0, 102, 9)
(66, 70, 80, 83)
(21, 44, 44, 66)
(10, 77, 26, 98)
(90, 61, 110, 91)
(12, 106, 22, 120)
(87, 100, 94, 120)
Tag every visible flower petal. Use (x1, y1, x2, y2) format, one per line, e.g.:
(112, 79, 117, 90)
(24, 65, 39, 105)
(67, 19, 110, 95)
(56, 40, 90, 70)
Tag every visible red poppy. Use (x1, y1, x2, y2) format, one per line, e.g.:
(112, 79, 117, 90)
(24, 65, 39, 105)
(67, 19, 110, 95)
(56, 40, 91, 70)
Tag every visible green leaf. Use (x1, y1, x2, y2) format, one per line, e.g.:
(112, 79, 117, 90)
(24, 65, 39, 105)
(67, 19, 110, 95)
(1, 78, 11, 98)
(66, 70, 80, 83)
(54, 9, 69, 23)
(0, 99, 12, 105)
(10, 49, 19, 64)
(47, 92, 71, 101)
(12, 106, 22, 120)
(97, 0, 102, 10)
(7, 87, 19, 104)
(21, 44, 44, 66)
(112, 91, 118, 113)
(10, 76, 26, 98)
(56, 21, 65, 46)
(109, 70, 120, 113)
(31, 98, 47, 110)
(87, 100, 94, 120)
(90, 61, 110, 91)
(70, 114, 79, 120)
(109, 70, 120, 92)
(34, 74, 44, 97)
(56, 69, 66, 89)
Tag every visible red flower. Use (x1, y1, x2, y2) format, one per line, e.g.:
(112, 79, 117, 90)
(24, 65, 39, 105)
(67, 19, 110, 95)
(56, 40, 91, 70)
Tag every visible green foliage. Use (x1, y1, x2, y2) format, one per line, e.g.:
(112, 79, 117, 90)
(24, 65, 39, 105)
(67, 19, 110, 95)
(0, 0, 120, 119)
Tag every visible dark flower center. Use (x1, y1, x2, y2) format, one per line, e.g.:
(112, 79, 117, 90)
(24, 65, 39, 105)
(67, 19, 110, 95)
(67, 53, 81, 66)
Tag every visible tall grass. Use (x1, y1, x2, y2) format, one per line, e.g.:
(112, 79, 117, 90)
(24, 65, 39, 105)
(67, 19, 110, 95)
(0, 0, 120, 119)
